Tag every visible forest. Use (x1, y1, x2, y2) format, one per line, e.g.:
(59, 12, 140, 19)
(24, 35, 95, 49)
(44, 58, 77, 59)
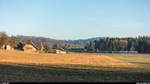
(84, 36, 150, 53)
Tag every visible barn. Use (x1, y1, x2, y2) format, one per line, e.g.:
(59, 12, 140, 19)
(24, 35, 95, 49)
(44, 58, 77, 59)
(17, 41, 45, 53)
(21, 41, 40, 52)
(22, 44, 37, 52)
(55, 48, 67, 54)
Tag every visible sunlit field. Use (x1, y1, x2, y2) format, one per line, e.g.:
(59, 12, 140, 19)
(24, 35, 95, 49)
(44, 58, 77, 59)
(0, 50, 138, 67)
(0, 50, 150, 82)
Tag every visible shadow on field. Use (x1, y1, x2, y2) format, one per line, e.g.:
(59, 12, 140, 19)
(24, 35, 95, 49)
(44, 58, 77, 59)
(0, 64, 150, 82)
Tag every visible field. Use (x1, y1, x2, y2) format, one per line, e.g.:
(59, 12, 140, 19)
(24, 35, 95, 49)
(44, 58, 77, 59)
(0, 50, 150, 82)
(105, 53, 150, 66)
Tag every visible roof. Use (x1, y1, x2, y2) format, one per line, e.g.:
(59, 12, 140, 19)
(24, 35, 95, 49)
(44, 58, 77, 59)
(22, 41, 38, 50)
(30, 41, 39, 50)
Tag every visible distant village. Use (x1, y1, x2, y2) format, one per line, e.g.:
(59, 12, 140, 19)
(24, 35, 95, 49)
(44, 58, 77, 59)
(0, 32, 67, 54)
(2, 41, 67, 54)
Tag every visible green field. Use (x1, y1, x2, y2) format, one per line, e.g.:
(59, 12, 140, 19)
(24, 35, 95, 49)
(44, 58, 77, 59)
(106, 54, 150, 66)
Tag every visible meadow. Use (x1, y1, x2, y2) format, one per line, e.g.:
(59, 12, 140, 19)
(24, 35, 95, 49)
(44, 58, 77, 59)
(0, 50, 150, 82)
(105, 53, 150, 66)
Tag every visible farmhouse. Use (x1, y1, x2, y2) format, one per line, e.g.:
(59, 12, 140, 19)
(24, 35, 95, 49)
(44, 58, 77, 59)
(23, 44, 37, 52)
(16, 41, 46, 53)
(1, 45, 13, 50)
(18, 41, 39, 52)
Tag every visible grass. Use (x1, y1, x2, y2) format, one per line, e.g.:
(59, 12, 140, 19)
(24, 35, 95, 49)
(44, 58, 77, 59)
(0, 63, 150, 82)
(105, 54, 150, 66)
(0, 50, 150, 82)
(0, 50, 138, 68)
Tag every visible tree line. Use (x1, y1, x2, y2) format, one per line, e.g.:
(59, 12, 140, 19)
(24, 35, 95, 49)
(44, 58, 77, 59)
(1, 32, 150, 53)
(85, 37, 150, 53)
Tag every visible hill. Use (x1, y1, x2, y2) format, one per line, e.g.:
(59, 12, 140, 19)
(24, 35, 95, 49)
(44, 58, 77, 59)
(16, 35, 100, 47)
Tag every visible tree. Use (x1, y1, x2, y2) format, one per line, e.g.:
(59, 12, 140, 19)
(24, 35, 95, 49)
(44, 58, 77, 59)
(34, 41, 44, 51)
(43, 44, 55, 53)
(0, 32, 10, 48)
(119, 40, 128, 51)
(88, 41, 95, 52)
(84, 42, 89, 51)
(84, 36, 150, 53)
(26, 40, 32, 44)
(9, 36, 19, 48)
(53, 43, 61, 49)
(130, 46, 135, 51)
(146, 40, 150, 53)
(17, 42, 24, 50)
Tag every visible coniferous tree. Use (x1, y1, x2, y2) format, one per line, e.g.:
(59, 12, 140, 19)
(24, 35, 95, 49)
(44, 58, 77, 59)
(84, 36, 150, 53)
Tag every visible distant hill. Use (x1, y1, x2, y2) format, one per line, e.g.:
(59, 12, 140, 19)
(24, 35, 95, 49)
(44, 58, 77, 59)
(16, 35, 58, 45)
(65, 37, 101, 46)
(16, 35, 101, 47)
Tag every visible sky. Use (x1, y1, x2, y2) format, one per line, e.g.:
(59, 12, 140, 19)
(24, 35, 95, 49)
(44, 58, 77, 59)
(0, 0, 150, 40)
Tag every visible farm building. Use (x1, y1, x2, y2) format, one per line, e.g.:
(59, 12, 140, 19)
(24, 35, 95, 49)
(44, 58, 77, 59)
(17, 41, 45, 53)
(22, 44, 37, 52)
(55, 49, 67, 54)
(1, 45, 13, 50)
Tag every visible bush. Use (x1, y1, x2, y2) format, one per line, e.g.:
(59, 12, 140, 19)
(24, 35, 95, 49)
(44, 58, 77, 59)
(43, 44, 55, 53)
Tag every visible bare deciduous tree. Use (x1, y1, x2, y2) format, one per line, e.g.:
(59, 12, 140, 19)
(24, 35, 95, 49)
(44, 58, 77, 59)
(0, 32, 10, 48)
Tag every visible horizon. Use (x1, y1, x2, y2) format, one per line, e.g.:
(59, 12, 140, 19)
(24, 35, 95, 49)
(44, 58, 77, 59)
(1, 32, 150, 41)
(0, 0, 150, 40)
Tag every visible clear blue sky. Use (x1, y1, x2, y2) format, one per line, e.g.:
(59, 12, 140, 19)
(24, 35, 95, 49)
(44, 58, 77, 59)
(0, 0, 150, 40)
